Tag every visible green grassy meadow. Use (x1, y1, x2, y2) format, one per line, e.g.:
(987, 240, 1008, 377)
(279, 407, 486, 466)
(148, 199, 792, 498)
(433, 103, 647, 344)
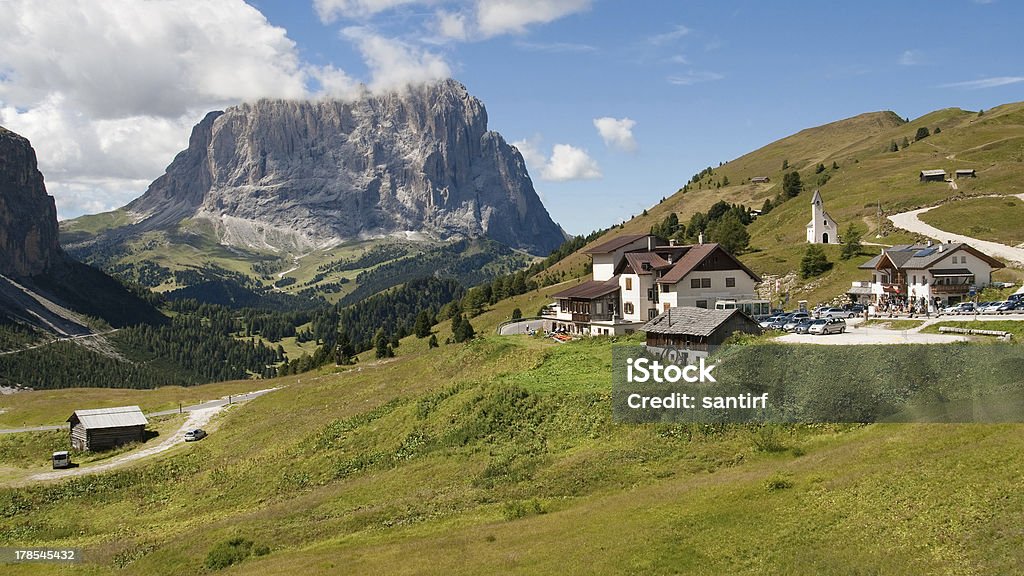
(2, 333, 1023, 575)
(920, 196, 1024, 247)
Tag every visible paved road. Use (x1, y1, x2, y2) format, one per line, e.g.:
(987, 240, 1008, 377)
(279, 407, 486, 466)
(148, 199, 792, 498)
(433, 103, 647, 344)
(888, 193, 1024, 266)
(498, 319, 547, 335)
(0, 387, 280, 435)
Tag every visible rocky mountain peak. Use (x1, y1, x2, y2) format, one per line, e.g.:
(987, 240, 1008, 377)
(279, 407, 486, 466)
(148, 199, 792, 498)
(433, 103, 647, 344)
(127, 79, 565, 255)
(0, 126, 62, 277)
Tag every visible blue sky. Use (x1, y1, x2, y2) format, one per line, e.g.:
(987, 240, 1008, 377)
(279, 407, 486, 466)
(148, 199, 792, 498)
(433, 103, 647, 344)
(1, 1, 1022, 234)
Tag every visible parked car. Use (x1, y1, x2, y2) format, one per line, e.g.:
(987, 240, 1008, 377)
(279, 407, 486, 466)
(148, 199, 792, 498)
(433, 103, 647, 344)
(783, 312, 811, 331)
(819, 307, 854, 319)
(184, 429, 207, 442)
(792, 318, 816, 334)
(996, 301, 1017, 313)
(767, 314, 793, 331)
(981, 301, 1007, 314)
(846, 304, 866, 314)
(941, 302, 975, 315)
(759, 314, 784, 328)
(809, 318, 846, 335)
(52, 451, 71, 469)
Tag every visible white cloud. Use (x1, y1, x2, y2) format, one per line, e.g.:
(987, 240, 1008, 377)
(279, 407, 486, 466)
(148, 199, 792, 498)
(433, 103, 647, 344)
(514, 41, 598, 53)
(475, 0, 592, 37)
(314, 0, 422, 22)
(940, 76, 1024, 89)
(593, 117, 637, 152)
(436, 10, 469, 40)
(342, 27, 452, 92)
(667, 71, 724, 85)
(511, 137, 549, 170)
(648, 24, 691, 46)
(511, 138, 601, 182)
(0, 0, 338, 219)
(899, 49, 923, 66)
(544, 144, 601, 181)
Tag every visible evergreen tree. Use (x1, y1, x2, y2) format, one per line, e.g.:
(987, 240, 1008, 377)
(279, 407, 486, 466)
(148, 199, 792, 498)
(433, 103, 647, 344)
(428, 334, 439, 349)
(707, 212, 750, 254)
(800, 245, 831, 278)
(511, 308, 522, 320)
(374, 328, 389, 359)
(782, 171, 803, 198)
(781, 159, 789, 170)
(902, 136, 910, 148)
(760, 198, 774, 214)
(840, 224, 863, 260)
(413, 310, 432, 338)
(452, 313, 475, 343)
(934, 126, 941, 134)
(832, 161, 839, 170)
(815, 163, 825, 174)
(914, 127, 930, 141)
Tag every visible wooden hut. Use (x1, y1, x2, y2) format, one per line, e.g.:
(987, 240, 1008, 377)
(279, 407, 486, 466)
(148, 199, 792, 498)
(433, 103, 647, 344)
(68, 406, 148, 451)
(642, 307, 761, 351)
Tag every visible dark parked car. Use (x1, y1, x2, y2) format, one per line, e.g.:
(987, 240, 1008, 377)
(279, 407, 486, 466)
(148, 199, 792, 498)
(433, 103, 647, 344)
(792, 318, 816, 334)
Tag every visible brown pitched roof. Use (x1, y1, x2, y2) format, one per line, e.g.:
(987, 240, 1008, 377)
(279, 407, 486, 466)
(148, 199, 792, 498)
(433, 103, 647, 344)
(551, 277, 620, 299)
(642, 307, 760, 337)
(583, 234, 650, 254)
(623, 252, 672, 275)
(655, 243, 761, 284)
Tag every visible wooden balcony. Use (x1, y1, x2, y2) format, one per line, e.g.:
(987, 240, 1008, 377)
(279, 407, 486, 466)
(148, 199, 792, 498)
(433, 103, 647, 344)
(931, 283, 971, 294)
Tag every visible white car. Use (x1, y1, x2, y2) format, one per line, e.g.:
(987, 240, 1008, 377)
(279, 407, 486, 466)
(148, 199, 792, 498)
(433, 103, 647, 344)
(941, 303, 975, 315)
(808, 318, 845, 335)
(980, 301, 1007, 314)
(818, 307, 853, 319)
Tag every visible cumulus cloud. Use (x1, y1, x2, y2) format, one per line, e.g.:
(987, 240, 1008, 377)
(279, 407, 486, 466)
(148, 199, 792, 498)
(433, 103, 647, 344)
(513, 137, 601, 182)
(593, 117, 637, 152)
(475, 0, 592, 37)
(0, 0, 339, 219)
(435, 10, 469, 40)
(342, 27, 452, 92)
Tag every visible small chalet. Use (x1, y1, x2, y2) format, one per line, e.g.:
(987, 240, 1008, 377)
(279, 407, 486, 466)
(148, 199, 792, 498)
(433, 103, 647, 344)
(920, 169, 946, 182)
(68, 406, 148, 451)
(751, 176, 770, 184)
(954, 169, 976, 179)
(643, 307, 761, 351)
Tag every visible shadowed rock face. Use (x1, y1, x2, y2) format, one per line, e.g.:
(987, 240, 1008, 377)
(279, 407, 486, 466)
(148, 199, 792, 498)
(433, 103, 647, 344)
(0, 126, 61, 277)
(128, 79, 566, 255)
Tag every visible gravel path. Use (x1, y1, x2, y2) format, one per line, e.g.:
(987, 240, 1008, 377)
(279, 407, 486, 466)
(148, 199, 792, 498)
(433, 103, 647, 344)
(888, 193, 1024, 266)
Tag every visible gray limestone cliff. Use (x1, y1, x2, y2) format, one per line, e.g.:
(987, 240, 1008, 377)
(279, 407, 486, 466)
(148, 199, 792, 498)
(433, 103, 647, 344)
(0, 126, 62, 277)
(127, 80, 566, 254)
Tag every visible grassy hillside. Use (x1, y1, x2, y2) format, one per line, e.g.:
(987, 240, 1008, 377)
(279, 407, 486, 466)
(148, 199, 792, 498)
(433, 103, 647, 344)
(539, 101, 1024, 305)
(3, 334, 1023, 574)
(920, 195, 1024, 246)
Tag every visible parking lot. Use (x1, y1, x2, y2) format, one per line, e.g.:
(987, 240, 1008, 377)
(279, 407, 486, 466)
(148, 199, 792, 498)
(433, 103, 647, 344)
(773, 312, 1024, 345)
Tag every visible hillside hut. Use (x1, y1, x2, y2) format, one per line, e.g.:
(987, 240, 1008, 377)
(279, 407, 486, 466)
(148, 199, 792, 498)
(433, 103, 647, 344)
(919, 169, 946, 182)
(751, 176, 770, 184)
(68, 406, 148, 451)
(642, 307, 761, 351)
(954, 169, 976, 179)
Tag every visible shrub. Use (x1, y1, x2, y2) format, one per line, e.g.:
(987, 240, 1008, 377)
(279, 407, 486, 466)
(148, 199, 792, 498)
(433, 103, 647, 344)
(204, 537, 269, 571)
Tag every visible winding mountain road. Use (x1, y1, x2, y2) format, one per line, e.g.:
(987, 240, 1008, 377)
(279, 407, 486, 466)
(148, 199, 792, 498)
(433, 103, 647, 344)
(888, 193, 1024, 267)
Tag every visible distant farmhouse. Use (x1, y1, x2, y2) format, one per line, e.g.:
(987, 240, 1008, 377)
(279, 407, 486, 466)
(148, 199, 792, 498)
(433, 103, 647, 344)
(549, 235, 764, 336)
(751, 176, 770, 184)
(850, 241, 1004, 310)
(920, 169, 946, 182)
(955, 169, 976, 179)
(643, 307, 761, 352)
(806, 190, 839, 244)
(68, 406, 148, 451)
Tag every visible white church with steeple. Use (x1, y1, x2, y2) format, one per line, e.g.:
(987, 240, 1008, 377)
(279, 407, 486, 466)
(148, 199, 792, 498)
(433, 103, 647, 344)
(806, 189, 839, 244)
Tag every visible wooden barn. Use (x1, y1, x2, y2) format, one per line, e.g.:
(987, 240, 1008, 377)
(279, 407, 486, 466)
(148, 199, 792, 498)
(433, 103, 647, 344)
(642, 307, 761, 351)
(67, 406, 148, 451)
(919, 169, 946, 182)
